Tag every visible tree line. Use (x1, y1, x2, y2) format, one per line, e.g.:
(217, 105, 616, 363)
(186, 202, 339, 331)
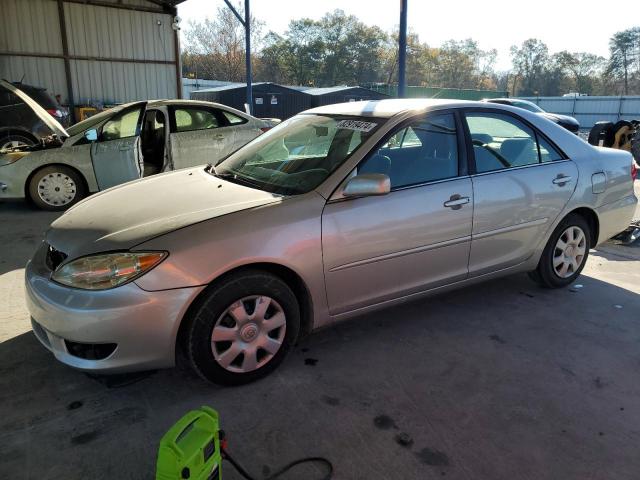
(181, 7, 640, 96)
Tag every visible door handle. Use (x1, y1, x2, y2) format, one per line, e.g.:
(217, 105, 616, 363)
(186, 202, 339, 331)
(443, 195, 470, 210)
(119, 145, 133, 152)
(214, 134, 225, 140)
(552, 175, 572, 186)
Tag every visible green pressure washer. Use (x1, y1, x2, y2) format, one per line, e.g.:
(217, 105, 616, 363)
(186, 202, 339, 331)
(156, 406, 222, 480)
(156, 406, 333, 480)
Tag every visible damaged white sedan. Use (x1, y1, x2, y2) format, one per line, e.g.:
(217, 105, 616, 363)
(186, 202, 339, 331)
(0, 80, 275, 210)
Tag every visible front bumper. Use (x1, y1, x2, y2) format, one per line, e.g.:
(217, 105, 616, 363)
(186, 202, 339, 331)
(25, 242, 204, 373)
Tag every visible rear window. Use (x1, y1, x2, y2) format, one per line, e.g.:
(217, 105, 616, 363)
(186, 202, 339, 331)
(222, 111, 247, 125)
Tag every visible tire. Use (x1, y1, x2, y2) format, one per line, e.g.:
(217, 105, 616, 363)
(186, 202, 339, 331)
(587, 121, 613, 147)
(528, 213, 591, 288)
(631, 129, 640, 166)
(27, 165, 87, 211)
(185, 270, 300, 385)
(1, 133, 35, 150)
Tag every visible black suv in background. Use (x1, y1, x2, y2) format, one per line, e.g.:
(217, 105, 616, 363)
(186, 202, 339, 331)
(0, 81, 70, 150)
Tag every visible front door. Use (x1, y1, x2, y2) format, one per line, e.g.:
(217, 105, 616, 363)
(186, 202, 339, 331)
(91, 103, 146, 190)
(169, 105, 237, 169)
(322, 112, 473, 315)
(464, 110, 579, 275)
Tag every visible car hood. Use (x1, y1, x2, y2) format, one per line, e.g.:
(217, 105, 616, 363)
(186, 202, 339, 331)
(46, 167, 283, 260)
(0, 79, 68, 139)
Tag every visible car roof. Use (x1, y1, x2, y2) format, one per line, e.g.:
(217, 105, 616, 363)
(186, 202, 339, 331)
(306, 98, 497, 118)
(147, 99, 253, 118)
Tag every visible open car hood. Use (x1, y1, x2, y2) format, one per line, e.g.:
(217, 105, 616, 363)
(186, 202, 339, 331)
(0, 79, 69, 139)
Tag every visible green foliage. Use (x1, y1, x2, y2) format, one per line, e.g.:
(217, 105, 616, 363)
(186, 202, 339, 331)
(182, 8, 640, 96)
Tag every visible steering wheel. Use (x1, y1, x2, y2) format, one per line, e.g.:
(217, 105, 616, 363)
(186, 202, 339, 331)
(472, 139, 511, 168)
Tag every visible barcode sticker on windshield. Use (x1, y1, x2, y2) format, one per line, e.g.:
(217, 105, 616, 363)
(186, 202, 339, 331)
(336, 120, 377, 132)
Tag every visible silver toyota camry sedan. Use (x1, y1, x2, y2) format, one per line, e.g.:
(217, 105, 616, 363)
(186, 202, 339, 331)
(26, 99, 637, 385)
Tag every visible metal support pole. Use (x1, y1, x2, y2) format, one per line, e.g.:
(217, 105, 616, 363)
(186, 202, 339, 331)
(223, 0, 252, 114)
(244, 0, 252, 114)
(398, 0, 408, 98)
(56, 0, 76, 123)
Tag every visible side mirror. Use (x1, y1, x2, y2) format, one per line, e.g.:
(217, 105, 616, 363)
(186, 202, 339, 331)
(342, 174, 390, 198)
(84, 129, 98, 142)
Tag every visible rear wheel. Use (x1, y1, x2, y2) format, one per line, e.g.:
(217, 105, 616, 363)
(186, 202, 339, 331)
(185, 270, 300, 385)
(529, 214, 591, 288)
(27, 165, 86, 211)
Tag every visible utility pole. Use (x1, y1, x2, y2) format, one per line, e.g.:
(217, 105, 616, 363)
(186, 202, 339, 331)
(398, 0, 408, 98)
(223, 0, 253, 114)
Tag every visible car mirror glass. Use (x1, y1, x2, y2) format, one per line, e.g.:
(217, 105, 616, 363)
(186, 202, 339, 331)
(84, 129, 98, 142)
(342, 174, 390, 198)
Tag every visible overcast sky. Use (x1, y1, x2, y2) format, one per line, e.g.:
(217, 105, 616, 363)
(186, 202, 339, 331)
(178, 0, 636, 71)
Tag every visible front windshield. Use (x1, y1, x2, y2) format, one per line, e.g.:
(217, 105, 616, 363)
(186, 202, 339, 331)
(214, 114, 382, 195)
(512, 100, 544, 113)
(66, 103, 139, 136)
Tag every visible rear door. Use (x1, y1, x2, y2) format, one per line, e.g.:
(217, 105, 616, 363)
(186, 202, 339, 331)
(464, 109, 579, 275)
(168, 105, 237, 169)
(91, 103, 146, 190)
(219, 107, 262, 149)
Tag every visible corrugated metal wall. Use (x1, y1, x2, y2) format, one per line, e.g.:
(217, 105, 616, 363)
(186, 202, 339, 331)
(520, 96, 640, 129)
(0, 0, 178, 108)
(0, 0, 68, 99)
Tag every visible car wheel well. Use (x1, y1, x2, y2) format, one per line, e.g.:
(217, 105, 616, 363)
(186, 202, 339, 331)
(176, 263, 314, 359)
(1, 129, 38, 145)
(566, 207, 599, 246)
(24, 163, 89, 202)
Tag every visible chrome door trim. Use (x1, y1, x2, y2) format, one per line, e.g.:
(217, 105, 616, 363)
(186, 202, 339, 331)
(470, 158, 574, 178)
(472, 217, 549, 240)
(328, 235, 472, 272)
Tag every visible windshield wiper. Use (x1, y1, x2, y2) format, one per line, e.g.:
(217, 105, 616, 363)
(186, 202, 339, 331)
(206, 165, 266, 190)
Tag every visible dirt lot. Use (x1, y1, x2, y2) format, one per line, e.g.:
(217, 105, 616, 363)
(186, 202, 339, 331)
(1, 190, 639, 480)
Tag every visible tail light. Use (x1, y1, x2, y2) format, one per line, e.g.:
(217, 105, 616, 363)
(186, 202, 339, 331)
(632, 161, 637, 181)
(260, 127, 272, 133)
(46, 108, 63, 118)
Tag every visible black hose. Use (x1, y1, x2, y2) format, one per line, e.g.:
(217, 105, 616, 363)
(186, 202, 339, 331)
(221, 446, 333, 480)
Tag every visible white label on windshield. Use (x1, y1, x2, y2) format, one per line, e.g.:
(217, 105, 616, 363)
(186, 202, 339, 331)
(336, 119, 377, 132)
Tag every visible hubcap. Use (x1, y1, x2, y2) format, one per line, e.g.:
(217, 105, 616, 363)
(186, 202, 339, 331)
(553, 226, 587, 279)
(211, 295, 286, 373)
(37, 173, 77, 207)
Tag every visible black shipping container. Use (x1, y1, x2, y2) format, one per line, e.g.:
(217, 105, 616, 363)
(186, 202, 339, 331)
(191, 82, 312, 120)
(304, 86, 389, 108)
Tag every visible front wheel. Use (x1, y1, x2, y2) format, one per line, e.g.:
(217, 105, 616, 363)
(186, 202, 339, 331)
(28, 165, 86, 211)
(529, 213, 591, 288)
(185, 270, 300, 385)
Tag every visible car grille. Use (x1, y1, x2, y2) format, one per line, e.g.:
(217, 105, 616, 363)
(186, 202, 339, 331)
(31, 318, 51, 348)
(45, 243, 67, 271)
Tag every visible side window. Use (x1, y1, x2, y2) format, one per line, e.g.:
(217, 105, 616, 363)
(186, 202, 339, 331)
(221, 110, 247, 125)
(465, 112, 558, 173)
(358, 113, 458, 189)
(538, 136, 563, 162)
(101, 108, 142, 141)
(174, 108, 220, 132)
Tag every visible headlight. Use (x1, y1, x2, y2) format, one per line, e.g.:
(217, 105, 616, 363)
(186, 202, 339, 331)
(51, 251, 167, 290)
